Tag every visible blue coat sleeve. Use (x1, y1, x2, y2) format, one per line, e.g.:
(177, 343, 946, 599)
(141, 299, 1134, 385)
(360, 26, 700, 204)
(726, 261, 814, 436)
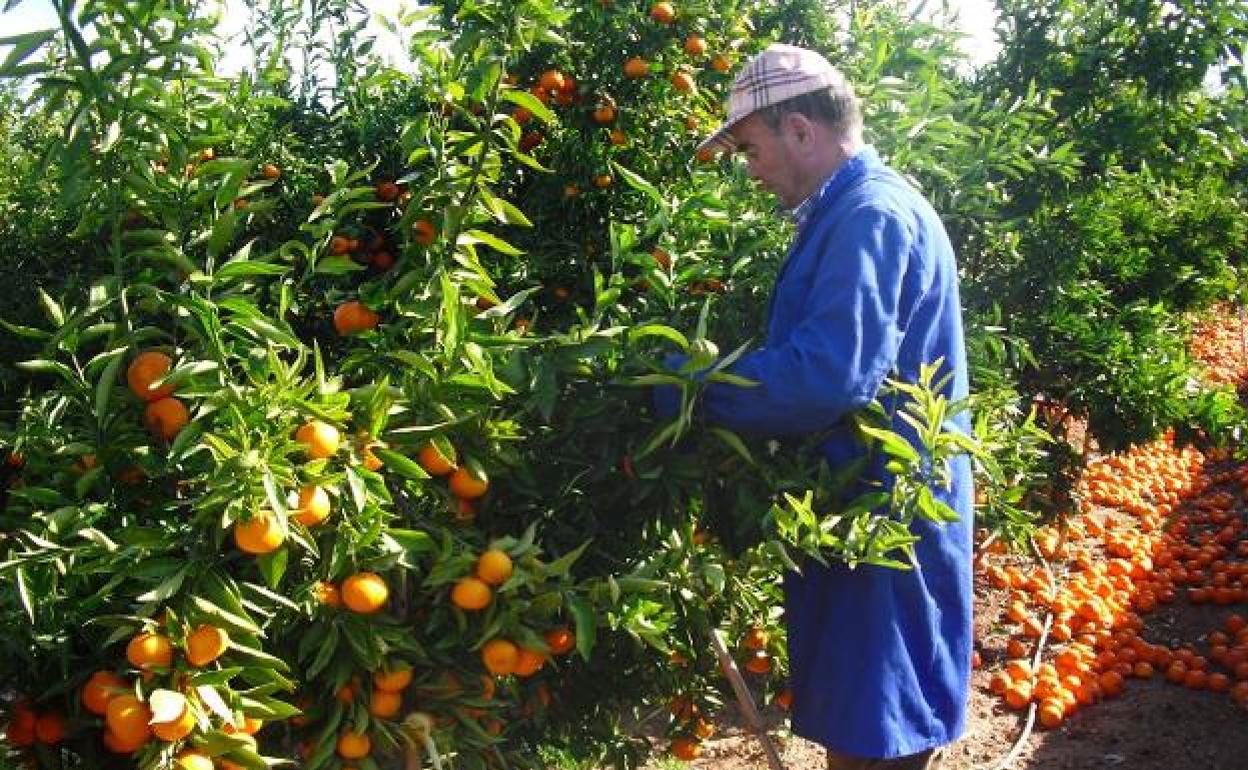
(702, 206, 916, 436)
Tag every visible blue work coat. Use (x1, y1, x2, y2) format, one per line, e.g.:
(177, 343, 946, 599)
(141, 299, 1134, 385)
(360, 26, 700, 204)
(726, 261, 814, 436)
(700, 147, 974, 758)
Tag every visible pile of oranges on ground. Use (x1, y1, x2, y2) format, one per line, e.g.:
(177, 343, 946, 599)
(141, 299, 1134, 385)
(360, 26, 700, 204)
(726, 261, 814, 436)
(977, 431, 1248, 729)
(1189, 304, 1248, 390)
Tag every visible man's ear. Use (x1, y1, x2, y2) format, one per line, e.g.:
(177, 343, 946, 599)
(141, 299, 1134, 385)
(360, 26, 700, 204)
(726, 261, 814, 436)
(784, 111, 814, 146)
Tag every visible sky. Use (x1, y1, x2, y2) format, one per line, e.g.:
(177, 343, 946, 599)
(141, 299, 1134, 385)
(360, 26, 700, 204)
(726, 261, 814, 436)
(0, 0, 1005, 72)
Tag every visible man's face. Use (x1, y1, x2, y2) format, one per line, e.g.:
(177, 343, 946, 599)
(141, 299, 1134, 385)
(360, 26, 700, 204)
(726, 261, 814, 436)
(729, 113, 804, 209)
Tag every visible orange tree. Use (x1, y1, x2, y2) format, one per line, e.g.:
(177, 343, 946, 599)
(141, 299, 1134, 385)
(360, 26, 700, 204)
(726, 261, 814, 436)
(7, 0, 1227, 767)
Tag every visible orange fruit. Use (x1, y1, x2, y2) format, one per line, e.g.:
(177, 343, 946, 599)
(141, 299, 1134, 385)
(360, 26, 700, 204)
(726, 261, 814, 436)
(624, 56, 649, 78)
(127, 351, 175, 401)
(743, 627, 769, 650)
(376, 181, 400, 201)
(103, 726, 147, 753)
(145, 397, 189, 441)
(334, 300, 380, 335)
(315, 580, 342, 607)
(538, 69, 565, 92)
(451, 577, 493, 611)
(544, 627, 576, 655)
(670, 737, 702, 761)
(176, 751, 215, 770)
(744, 651, 772, 674)
(369, 689, 401, 718)
(476, 549, 513, 586)
(413, 219, 438, 246)
(292, 485, 331, 526)
(609, 129, 627, 146)
(105, 694, 153, 746)
(337, 730, 371, 759)
(127, 631, 174, 670)
(342, 572, 389, 614)
(418, 443, 456, 476)
(34, 712, 65, 744)
(481, 638, 519, 676)
(593, 104, 616, 124)
(185, 624, 230, 667)
(82, 670, 128, 715)
(670, 71, 696, 93)
(773, 688, 794, 710)
(261, 163, 281, 180)
(683, 35, 706, 56)
(448, 466, 489, 499)
(593, 173, 613, 189)
(711, 53, 731, 73)
(330, 235, 352, 255)
(373, 664, 413, 693)
(151, 702, 195, 741)
(649, 1, 675, 23)
(296, 420, 340, 459)
(234, 511, 285, 555)
(513, 648, 545, 677)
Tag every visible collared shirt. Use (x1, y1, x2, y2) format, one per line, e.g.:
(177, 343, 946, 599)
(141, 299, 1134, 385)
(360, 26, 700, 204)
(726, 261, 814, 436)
(701, 145, 975, 758)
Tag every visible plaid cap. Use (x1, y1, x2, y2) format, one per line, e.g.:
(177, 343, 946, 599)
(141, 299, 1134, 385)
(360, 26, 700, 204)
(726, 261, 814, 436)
(697, 43, 849, 154)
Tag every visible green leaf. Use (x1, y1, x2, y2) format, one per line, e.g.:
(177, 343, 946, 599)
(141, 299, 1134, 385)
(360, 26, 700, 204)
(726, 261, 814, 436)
(500, 88, 555, 124)
(627, 324, 689, 350)
(94, 348, 126, 428)
(458, 229, 523, 256)
(567, 594, 596, 660)
(372, 448, 430, 481)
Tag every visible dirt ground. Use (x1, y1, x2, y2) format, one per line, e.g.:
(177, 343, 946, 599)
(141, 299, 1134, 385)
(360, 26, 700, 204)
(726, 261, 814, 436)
(643, 586, 1248, 770)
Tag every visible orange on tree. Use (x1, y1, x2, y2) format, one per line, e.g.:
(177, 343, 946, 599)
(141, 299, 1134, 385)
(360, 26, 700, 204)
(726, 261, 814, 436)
(176, 751, 215, 770)
(342, 572, 389, 613)
(623, 56, 649, 78)
(513, 648, 545, 677)
(34, 711, 65, 744)
(649, 1, 675, 23)
(373, 663, 413, 692)
(82, 670, 127, 715)
(334, 300, 380, 335)
(481, 638, 519, 676)
(413, 219, 438, 246)
(418, 443, 456, 476)
(544, 626, 576, 655)
(609, 129, 627, 146)
(234, 511, 285, 555)
(126, 351, 175, 401)
(670, 71, 696, 93)
(185, 624, 230, 667)
(150, 695, 196, 741)
(538, 69, 565, 92)
(369, 689, 401, 718)
(683, 34, 706, 56)
(105, 694, 153, 747)
(5, 700, 36, 747)
(127, 631, 174, 670)
(593, 104, 616, 124)
(743, 626, 769, 650)
(261, 163, 281, 180)
(295, 420, 340, 459)
(593, 173, 613, 189)
(145, 397, 189, 441)
(451, 576, 493, 610)
(448, 466, 489, 499)
(292, 484, 331, 526)
(315, 580, 342, 607)
(376, 181, 400, 201)
(330, 234, 352, 255)
(711, 53, 732, 72)
(337, 730, 371, 759)
(744, 650, 772, 674)
(476, 549, 513, 585)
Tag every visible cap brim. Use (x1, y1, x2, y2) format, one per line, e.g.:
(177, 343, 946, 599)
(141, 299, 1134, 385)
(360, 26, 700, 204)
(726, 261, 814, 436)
(695, 116, 744, 155)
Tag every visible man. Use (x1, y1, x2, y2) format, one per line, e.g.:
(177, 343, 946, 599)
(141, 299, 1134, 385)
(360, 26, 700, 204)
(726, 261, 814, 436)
(690, 44, 974, 769)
